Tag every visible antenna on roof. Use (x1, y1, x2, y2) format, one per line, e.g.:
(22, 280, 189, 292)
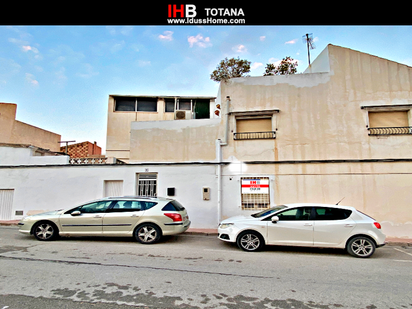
(303, 33, 316, 66)
(336, 197, 345, 205)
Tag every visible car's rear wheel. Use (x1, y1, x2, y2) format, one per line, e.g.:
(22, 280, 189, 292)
(347, 236, 376, 258)
(33, 221, 58, 241)
(134, 223, 161, 244)
(236, 231, 264, 252)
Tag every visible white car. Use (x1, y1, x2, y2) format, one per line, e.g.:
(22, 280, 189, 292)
(18, 196, 191, 244)
(218, 203, 386, 258)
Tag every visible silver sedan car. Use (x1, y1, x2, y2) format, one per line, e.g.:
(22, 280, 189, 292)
(18, 196, 191, 244)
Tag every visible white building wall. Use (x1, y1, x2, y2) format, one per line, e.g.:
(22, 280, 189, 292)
(1, 161, 412, 238)
(0, 164, 218, 229)
(0, 146, 69, 166)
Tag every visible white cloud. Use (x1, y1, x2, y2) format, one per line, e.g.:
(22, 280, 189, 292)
(233, 44, 247, 53)
(251, 62, 263, 70)
(110, 41, 125, 53)
(25, 73, 39, 86)
(106, 26, 133, 36)
(22, 45, 39, 53)
(268, 57, 281, 65)
(188, 34, 212, 48)
(285, 39, 298, 45)
(76, 63, 98, 78)
(0, 58, 20, 86)
(158, 31, 173, 41)
(54, 67, 67, 85)
(137, 60, 151, 67)
(260, 36, 266, 41)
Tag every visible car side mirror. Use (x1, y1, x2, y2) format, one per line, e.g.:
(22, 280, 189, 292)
(71, 210, 81, 216)
(271, 216, 279, 223)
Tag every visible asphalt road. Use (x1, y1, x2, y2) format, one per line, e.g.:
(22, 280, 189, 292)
(0, 226, 411, 309)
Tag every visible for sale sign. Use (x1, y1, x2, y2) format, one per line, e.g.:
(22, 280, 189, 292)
(241, 179, 269, 194)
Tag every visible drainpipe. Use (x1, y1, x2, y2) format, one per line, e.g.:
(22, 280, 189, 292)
(216, 96, 231, 225)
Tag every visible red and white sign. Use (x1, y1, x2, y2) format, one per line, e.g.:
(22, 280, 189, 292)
(241, 179, 269, 194)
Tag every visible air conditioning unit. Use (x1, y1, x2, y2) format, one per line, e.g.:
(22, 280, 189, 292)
(174, 110, 192, 120)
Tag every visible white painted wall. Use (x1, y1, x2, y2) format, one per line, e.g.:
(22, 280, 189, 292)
(0, 146, 69, 166)
(1, 161, 411, 238)
(0, 164, 218, 229)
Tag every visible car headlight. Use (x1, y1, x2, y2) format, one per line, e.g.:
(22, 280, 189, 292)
(219, 223, 234, 229)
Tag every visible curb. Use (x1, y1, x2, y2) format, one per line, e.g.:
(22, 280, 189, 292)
(1, 221, 411, 246)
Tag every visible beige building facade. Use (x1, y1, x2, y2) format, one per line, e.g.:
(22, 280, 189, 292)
(2, 44, 411, 239)
(0, 103, 61, 152)
(103, 44, 412, 239)
(106, 95, 216, 161)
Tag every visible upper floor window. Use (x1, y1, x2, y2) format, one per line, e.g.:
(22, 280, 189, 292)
(361, 104, 412, 136)
(165, 99, 175, 112)
(231, 109, 279, 140)
(114, 97, 157, 112)
(115, 98, 135, 111)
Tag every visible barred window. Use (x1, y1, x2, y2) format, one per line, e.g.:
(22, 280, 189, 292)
(234, 117, 276, 140)
(241, 177, 270, 210)
(137, 173, 157, 197)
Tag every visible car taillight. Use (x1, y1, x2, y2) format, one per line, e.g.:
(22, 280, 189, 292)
(374, 222, 381, 229)
(164, 213, 182, 222)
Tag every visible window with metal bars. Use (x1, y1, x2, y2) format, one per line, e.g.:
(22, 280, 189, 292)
(367, 111, 412, 135)
(240, 177, 270, 210)
(137, 174, 157, 197)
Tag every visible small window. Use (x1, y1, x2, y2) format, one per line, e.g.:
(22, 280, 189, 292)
(179, 100, 191, 110)
(162, 200, 185, 211)
(241, 177, 270, 210)
(137, 173, 157, 197)
(115, 99, 135, 111)
(67, 201, 112, 214)
(137, 98, 157, 112)
(235, 118, 275, 140)
(111, 201, 143, 211)
(368, 111, 411, 135)
(277, 207, 312, 221)
(314, 207, 352, 220)
(165, 99, 175, 112)
(144, 202, 158, 210)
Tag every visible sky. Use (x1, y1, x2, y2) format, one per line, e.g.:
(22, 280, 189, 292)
(1, 25, 411, 153)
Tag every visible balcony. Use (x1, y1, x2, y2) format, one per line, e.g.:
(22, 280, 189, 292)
(233, 131, 276, 140)
(368, 126, 412, 135)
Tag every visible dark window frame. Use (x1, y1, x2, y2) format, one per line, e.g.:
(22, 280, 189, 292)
(114, 97, 158, 112)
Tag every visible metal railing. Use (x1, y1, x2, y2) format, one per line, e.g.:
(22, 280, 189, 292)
(69, 157, 125, 165)
(368, 126, 412, 135)
(234, 131, 276, 140)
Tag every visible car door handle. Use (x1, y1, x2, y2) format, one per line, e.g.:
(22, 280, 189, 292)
(304, 223, 313, 226)
(94, 215, 103, 218)
(345, 224, 354, 228)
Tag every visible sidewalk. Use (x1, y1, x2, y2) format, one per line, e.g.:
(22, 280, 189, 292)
(1, 220, 410, 246)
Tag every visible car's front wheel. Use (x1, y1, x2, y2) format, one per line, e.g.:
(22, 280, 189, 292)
(134, 223, 161, 244)
(33, 221, 58, 241)
(347, 236, 376, 258)
(236, 231, 264, 252)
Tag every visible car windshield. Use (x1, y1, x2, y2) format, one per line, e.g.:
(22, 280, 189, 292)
(251, 205, 287, 218)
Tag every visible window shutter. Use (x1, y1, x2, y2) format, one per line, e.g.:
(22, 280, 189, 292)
(369, 111, 408, 128)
